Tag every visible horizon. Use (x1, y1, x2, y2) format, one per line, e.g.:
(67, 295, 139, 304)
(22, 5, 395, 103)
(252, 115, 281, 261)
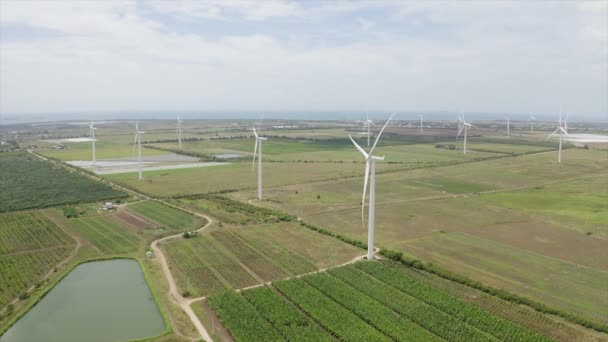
(1, 1, 606, 119)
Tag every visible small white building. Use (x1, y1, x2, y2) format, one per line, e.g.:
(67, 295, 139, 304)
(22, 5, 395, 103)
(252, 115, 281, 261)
(104, 202, 114, 210)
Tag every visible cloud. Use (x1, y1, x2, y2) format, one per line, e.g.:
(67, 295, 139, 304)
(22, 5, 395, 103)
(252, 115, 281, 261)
(0, 0, 605, 118)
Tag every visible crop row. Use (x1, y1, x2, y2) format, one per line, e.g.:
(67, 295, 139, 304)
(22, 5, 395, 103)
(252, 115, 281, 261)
(328, 266, 498, 341)
(242, 286, 333, 341)
(0, 247, 72, 307)
(164, 237, 227, 296)
(127, 201, 202, 231)
(206, 291, 284, 341)
(355, 261, 551, 342)
(273, 277, 391, 341)
(210, 231, 287, 281)
(0, 212, 74, 254)
(302, 272, 442, 342)
(68, 217, 139, 254)
(0, 152, 126, 212)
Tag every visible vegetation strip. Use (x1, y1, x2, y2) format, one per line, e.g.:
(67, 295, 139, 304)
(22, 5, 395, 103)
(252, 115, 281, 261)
(273, 277, 391, 341)
(242, 286, 333, 341)
(206, 291, 284, 341)
(302, 271, 443, 341)
(355, 261, 551, 342)
(328, 265, 499, 341)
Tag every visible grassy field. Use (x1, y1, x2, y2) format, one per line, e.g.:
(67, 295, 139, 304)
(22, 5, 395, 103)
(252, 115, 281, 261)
(0, 211, 76, 308)
(0, 152, 126, 212)
(206, 261, 554, 342)
(65, 216, 140, 254)
(126, 200, 206, 232)
(104, 161, 400, 197)
(241, 148, 608, 325)
(162, 223, 362, 297)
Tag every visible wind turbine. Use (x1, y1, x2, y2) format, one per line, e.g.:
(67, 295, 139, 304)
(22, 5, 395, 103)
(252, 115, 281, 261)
(176, 115, 183, 150)
(548, 112, 568, 163)
(133, 121, 145, 180)
(349, 113, 395, 260)
(89, 121, 97, 166)
(251, 126, 267, 200)
(457, 113, 475, 154)
(419, 114, 424, 135)
(529, 113, 536, 133)
(505, 116, 510, 138)
(363, 113, 375, 147)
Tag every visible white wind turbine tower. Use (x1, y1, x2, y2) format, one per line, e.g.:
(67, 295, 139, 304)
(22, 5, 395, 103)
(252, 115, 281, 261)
(176, 115, 183, 150)
(548, 112, 568, 163)
(419, 114, 424, 135)
(505, 116, 511, 138)
(133, 121, 145, 180)
(363, 113, 375, 147)
(89, 121, 97, 166)
(457, 113, 475, 154)
(252, 126, 267, 200)
(529, 113, 536, 133)
(349, 113, 395, 260)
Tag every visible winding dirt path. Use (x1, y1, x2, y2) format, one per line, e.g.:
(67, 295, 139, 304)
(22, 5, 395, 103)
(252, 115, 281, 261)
(149, 203, 214, 342)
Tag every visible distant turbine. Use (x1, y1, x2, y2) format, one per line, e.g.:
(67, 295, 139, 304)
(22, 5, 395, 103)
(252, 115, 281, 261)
(363, 113, 375, 147)
(350, 113, 395, 260)
(529, 113, 536, 133)
(133, 121, 145, 180)
(457, 112, 475, 155)
(89, 121, 97, 166)
(419, 114, 424, 135)
(252, 126, 267, 200)
(176, 115, 183, 150)
(548, 111, 568, 163)
(505, 116, 510, 138)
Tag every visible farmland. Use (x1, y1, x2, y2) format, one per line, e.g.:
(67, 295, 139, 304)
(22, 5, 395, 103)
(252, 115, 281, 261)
(205, 261, 553, 342)
(242, 148, 608, 325)
(0, 152, 126, 212)
(0, 211, 76, 307)
(64, 216, 140, 254)
(127, 200, 206, 232)
(162, 223, 362, 297)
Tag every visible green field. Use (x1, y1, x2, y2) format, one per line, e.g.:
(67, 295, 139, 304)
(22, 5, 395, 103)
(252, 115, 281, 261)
(0, 152, 126, 212)
(105, 161, 400, 196)
(162, 223, 362, 297)
(127, 200, 206, 231)
(243, 148, 608, 325)
(0, 211, 76, 307)
(65, 216, 141, 254)
(206, 261, 551, 342)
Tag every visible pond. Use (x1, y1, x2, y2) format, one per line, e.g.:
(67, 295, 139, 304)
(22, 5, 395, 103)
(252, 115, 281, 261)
(0, 259, 166, 342)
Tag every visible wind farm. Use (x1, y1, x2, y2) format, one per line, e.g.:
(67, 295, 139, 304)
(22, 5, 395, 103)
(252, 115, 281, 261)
(1, 1, 607, 342)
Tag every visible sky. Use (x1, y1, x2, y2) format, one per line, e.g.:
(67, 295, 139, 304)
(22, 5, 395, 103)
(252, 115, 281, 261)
(0, 0, 606, 120)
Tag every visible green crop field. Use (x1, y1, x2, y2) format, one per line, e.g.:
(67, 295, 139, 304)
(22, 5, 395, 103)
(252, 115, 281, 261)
(206, 261, 553, 342)
(126, 200, 206, 231)
(162, 223, 361, 297)
(0, 211, 76, 307)
(244, 148, 608, 325)
(0, 152, 126, 212)
(64, 216, 141, 254)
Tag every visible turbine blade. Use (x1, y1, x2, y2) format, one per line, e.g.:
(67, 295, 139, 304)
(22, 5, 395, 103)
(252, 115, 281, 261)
(368, 113, 395, 156)
(253, 126, 258, 139)
(457, 124, 465, 137)
(547, 128, 561, 139)
(361, 160, 370, 231)
(349, 135, 369, 159)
